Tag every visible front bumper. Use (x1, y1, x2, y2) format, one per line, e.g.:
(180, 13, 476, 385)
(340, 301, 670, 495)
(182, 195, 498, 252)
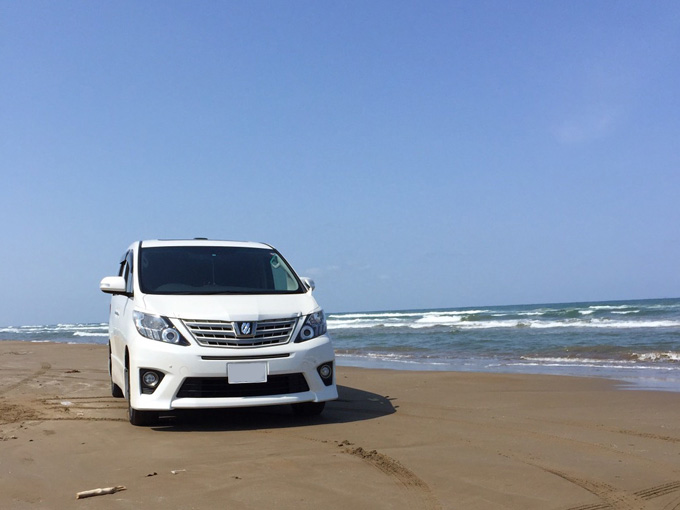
(127, 334, 337, 411)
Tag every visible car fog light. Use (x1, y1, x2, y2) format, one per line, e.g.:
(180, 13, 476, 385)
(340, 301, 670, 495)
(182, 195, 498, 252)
(317, 363, 333, 386)
(142, 371, 160, 387)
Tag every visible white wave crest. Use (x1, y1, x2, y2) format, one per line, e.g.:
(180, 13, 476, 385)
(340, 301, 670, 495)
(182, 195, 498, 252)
(329, 316, 680, 331)
(588, 305, 638, 311)
(510, 361, 675, 371)
(329, 309, 490, 321)
(0, 327, 24, 334)
(327, 321, 377, 330)
(521, 356, 636, 365)
(634, 352, 680, 362)
(415, 315, 463, 325)
(329, 311, 424, 320)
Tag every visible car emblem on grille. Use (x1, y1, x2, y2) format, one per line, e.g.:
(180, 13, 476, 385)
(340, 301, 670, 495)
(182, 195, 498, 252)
(237, 322, 254, 337)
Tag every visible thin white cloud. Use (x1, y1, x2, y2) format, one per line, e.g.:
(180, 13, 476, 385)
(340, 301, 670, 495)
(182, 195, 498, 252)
(303, 265, 341, 277)
(554, 110, 616, 145)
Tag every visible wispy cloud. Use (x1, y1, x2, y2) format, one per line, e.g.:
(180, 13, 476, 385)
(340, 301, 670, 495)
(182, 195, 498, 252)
(303, 265, 341, 277)
(304, 262, 384, 280)
(554, 110, 617, 145)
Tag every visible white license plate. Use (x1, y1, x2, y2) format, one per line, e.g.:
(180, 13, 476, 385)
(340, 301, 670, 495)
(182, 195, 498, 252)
(227, 362, 268, 384)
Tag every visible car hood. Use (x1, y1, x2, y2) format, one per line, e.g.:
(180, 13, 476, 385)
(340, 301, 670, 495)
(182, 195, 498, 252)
(140, 293, 319, 321)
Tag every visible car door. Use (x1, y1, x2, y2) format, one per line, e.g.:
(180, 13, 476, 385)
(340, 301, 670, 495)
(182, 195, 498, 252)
(109, 249, 134, 382)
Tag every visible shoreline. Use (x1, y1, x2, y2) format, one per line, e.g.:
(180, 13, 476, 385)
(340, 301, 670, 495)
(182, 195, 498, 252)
(336, 354, 680, 393)
(5, 337, 680, 393)
(2, 341, 680, 509)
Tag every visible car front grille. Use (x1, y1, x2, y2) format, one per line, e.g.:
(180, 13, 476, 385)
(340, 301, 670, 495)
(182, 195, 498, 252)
(176, 374, 309, 398)
(182, 317, 297, 348)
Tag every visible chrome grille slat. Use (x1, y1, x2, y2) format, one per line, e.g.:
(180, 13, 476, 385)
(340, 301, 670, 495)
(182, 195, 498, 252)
(192, 330, 234, 338)
(183, 317, 297, 348)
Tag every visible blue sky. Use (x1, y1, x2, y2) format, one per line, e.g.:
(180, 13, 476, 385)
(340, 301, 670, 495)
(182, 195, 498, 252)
(2, 1, 679, 326)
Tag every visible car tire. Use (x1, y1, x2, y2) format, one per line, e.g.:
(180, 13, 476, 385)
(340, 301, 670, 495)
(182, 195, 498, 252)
(125, 366, 157, 427)
(292, 401, 326, 416)
(111, 381, 124, 399)
(128, 405, 157, 427)
(109, 344, 124, 398)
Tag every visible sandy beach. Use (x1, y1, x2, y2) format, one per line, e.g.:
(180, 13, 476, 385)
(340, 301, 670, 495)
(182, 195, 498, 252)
(1, 341, 679, 510)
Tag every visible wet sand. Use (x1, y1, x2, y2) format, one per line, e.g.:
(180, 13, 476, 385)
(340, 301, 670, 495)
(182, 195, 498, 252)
(1, 341, 679, 509)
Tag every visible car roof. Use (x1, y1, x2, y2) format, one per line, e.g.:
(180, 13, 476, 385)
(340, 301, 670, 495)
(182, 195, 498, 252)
(133, 239, 274, 250)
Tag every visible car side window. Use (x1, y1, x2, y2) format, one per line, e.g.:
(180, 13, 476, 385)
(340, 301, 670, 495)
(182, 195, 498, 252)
(116, 251, 134, 295)
(125, 251, 134, 295)
(118, 256, 128, 279)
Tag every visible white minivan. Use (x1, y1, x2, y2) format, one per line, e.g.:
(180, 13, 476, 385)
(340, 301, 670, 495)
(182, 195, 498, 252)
(100, 239, 337, 426)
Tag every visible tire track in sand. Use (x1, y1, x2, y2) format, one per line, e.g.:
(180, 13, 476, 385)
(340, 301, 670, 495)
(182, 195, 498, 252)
(342, 443, 441, 510)
(541, 467, 635, 510)
(526, 462, 680, 510)
(0, 362, 52, 424)
(634, 481, 680, 510)
(0, 362, 51, 396)
(41, 396, 127, 422)
(565, 481, 680, 510)
(289, 434, 441, 510)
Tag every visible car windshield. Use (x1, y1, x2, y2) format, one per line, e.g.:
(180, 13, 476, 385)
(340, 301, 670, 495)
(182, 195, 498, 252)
(138, 246, 303, 295)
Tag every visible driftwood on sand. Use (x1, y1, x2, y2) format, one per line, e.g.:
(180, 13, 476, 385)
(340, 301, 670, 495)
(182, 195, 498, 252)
(75, 486, 126, 499)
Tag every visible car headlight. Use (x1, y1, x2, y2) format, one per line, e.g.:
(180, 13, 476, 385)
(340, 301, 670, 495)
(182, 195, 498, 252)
(295, 310, 327, 343)
(133, 311, 189, 345)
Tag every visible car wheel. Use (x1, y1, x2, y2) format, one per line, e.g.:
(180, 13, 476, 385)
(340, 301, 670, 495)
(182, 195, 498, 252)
(292, 401, 326, 416)
(125, 366, 157, 427)
(111, 381, 124, 398)
(109, 344, 124, 398)
(128, 405, 157, 427)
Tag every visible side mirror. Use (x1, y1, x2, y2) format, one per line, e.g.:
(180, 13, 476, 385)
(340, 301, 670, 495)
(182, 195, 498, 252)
(100, 276, 127, 294)
(300, 277, 315, 292)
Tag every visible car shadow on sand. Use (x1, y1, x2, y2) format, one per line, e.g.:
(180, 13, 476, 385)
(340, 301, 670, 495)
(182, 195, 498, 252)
(151, 385, 396, 432)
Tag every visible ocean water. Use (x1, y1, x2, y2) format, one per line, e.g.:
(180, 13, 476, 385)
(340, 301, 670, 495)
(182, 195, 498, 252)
(2, 298, 679, 391)
(328, 298, 680, 392)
